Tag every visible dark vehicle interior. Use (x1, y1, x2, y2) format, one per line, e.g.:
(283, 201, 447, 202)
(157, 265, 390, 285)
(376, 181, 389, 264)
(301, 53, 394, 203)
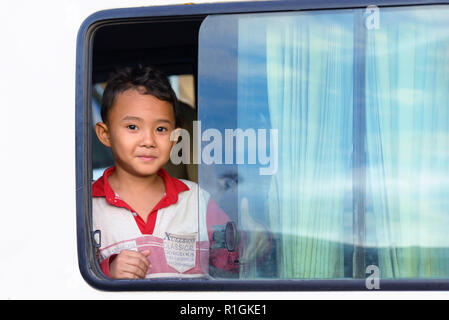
(92, 19, 203, 83)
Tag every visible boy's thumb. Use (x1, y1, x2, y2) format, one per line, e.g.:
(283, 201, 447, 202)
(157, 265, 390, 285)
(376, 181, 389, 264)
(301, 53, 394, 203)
(141, 250, 151, 256)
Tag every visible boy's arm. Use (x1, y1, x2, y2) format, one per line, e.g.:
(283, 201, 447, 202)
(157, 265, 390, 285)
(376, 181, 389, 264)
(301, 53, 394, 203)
(239, 198, 272, 263)
(100, 255, 113, 277)
(206, 197, 273, 275)
(206, 199, 240, 273)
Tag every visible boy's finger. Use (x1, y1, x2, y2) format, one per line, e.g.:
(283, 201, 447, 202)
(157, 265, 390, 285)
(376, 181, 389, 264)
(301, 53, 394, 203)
(125, 256, 150, 275)
(122, 260, 147, 278)
(138, 251, 151, 269)
(120, 270, 140, 279)
(128, 263, 148, 279)
(118, 250, 151, 277)
(124, 250, 151, 267)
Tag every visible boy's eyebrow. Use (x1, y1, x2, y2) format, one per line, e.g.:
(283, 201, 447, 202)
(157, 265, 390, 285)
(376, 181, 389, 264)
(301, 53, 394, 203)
(155, 119, 174, 124)
(121, 115, 143, 122)
(121, 116, 174, 124)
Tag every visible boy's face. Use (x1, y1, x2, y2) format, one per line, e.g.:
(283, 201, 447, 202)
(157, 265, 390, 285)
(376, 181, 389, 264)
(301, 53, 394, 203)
(95, 88, 178, 178)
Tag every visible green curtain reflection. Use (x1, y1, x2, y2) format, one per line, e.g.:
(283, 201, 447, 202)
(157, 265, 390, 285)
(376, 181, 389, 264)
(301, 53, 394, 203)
(366, 8, 449, 278)
(235, 6, 449, 280)
(259, 13, 354, 278)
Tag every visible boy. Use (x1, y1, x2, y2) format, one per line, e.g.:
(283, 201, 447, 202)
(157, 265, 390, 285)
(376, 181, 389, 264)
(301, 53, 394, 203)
(93, 65, 269, 279)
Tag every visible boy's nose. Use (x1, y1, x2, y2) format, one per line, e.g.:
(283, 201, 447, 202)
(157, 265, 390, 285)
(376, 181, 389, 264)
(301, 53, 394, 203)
(140, 130, 156, 148)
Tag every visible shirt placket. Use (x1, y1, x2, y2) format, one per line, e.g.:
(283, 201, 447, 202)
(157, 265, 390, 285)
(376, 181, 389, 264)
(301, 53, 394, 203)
(143, 193, 171, 234)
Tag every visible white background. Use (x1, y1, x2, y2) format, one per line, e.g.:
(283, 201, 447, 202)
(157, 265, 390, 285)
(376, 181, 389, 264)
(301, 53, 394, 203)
(0, 0, 446, 299)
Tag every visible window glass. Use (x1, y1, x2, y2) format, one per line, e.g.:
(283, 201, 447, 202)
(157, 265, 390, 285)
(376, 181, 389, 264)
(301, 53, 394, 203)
(198, 5, 449, 280)
(365, 8, 449, 278)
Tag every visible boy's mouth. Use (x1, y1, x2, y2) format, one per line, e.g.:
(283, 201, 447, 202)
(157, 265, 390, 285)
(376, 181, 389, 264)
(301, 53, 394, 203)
(136, 155, 157, 162)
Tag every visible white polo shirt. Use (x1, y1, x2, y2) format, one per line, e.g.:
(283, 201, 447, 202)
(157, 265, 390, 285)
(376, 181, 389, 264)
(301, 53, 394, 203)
(92, 167, 238, 278)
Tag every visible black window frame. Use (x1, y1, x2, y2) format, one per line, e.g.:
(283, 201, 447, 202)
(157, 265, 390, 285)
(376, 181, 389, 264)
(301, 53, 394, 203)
(76, 0, 449, 291)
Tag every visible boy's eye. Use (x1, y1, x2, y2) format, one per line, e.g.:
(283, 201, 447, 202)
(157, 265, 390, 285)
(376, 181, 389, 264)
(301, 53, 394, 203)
(127, 125, 138, 130)
(156, 127, 167, 132)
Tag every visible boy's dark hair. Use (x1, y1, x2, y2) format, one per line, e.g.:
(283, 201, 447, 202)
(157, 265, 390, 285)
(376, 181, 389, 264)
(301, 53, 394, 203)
(101, 65, 179, 127)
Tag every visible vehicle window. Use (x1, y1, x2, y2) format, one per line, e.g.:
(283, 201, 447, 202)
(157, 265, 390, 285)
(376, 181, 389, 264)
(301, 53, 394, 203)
(197, 5, 449, 280)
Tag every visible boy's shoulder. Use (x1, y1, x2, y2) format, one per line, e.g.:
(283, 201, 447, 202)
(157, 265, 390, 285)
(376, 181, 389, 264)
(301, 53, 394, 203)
(178, 178, 197, 190)
(92, 174, 105, 196)
(177, 179, 211, 202)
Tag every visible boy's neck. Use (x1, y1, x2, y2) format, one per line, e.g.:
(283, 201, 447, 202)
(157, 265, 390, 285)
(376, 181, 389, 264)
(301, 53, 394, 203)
(108, 166, 165, 196)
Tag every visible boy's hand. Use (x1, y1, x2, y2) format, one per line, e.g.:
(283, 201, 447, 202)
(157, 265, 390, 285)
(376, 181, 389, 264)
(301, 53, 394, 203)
(240, 198, 271, 263)
(109, 249, 151, 279)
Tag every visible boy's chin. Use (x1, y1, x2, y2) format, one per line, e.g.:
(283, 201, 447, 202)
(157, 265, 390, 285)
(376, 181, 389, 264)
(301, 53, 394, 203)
(132, 166, 162, 177)
(121, 162, 162, 177)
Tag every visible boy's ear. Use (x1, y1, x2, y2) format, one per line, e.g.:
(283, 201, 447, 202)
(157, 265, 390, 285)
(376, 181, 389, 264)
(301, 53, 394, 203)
(95, 122, 111, 148)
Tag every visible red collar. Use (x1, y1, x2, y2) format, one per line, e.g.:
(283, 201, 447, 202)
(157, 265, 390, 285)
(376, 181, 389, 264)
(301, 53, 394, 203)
(92, 166, 190, 209)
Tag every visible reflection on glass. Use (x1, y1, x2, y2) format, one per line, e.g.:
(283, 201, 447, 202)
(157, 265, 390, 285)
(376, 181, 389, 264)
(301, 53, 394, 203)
(365, 8, 449, 278)
(199, 5, 449, 280)
(237, 12, 354, 279)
